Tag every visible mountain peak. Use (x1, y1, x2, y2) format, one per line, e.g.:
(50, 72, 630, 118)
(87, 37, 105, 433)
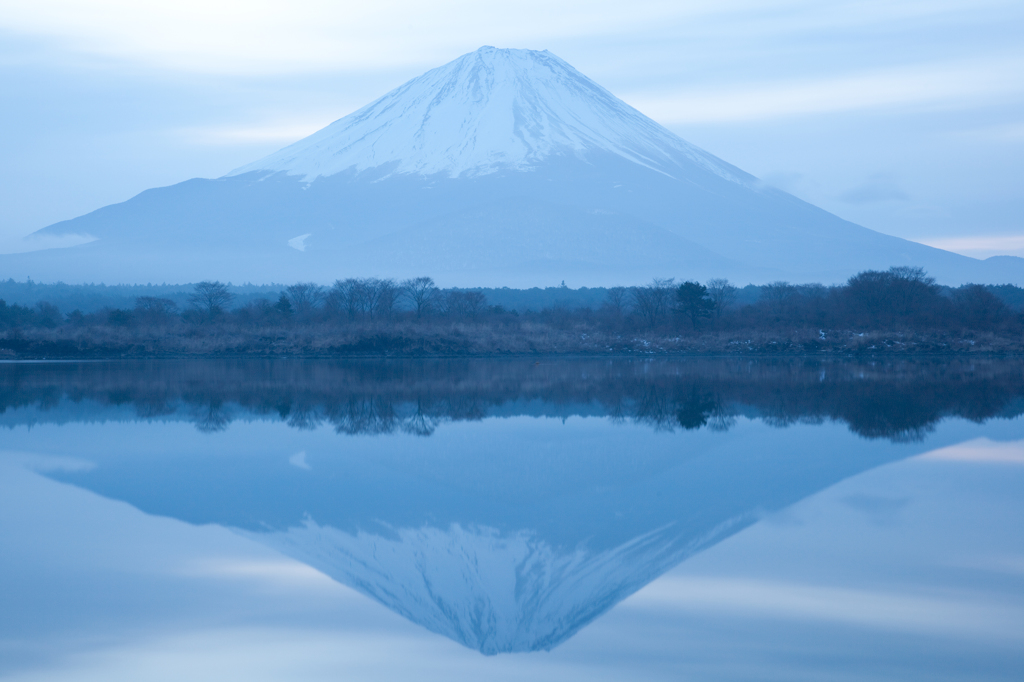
(227, 47, 738, 182)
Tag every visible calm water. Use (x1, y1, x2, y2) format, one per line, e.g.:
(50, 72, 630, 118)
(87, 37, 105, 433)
(1, 358, 1023, 681)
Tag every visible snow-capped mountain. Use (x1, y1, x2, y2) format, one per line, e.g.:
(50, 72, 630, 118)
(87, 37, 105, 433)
(6, 46, 1022, 285)
(228, 47, 740, 183)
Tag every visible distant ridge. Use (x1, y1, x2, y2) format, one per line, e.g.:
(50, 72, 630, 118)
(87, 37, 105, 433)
(5, 46, 1023, 286)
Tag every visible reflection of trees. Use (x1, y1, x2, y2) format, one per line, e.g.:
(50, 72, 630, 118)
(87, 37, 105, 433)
(401, 404, 441, 436)
(3, 358, 1024, 442)
(633, 389, 681, 431)
(327, 398, 399, 435)
(285, 405, 323, 431)
(675, 392, 722, 431)
(630, 386, 727, 432)
(187, 401, 231, 433)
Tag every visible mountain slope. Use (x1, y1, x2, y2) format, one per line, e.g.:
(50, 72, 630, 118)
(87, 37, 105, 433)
(6, 46, 1022, 286)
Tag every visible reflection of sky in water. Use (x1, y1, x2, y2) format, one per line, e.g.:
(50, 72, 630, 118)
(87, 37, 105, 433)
(1, 361, 1023, 680)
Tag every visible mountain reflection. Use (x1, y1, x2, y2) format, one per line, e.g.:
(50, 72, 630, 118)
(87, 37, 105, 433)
(2, 358, 1023, 440)
(7, 358, 1024, 654)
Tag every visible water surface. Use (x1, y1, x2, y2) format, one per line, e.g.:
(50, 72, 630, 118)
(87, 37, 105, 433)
(1, 358, 1022, 680)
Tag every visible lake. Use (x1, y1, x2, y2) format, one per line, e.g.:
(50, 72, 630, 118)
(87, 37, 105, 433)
(1, 358, 1023, 681)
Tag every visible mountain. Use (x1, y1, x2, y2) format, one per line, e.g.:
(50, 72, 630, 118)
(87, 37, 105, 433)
(228, 47, 737, 182)
(5, 46, 1022, 286)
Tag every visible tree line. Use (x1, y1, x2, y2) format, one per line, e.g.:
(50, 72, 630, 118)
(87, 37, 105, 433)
(0, 268, 1021, 335)
(604, 267, 1019, 333)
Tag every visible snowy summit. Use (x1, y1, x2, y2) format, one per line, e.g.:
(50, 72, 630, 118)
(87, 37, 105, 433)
(229, 46, 737, 182)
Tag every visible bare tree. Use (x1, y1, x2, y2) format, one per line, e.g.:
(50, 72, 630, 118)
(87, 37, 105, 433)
(458, 291, 487, 318)
(328, 278, 400, 320)
(438, 290, 487, 319)
(760, 281, 796, 316)
(401, 277, 439, 318)
(953, 284, 1010, 330)
(372, 279, 400, 320)
(705, 278, 737, 320)
(631, 278, 675, 328)
(889, 266, 931, 283)
(327, 279, 362, 320)
(606, 286, 628, 310)
(887, 266, 937, 319)
(844, 266, 939, 328)
(603, 287, 628, 316)
(134, 297, 178, 326)
(351, 280, 376, 318)
(285, 283, 325, 316)
(188, 281, 233, 318)
(324, 281, 344, 318)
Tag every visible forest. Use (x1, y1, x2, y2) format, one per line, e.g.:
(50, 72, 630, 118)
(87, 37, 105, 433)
(1, 267, 1023, 357)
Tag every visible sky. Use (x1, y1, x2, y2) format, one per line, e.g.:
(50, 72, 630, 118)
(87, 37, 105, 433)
(1, 0, 1022, 257)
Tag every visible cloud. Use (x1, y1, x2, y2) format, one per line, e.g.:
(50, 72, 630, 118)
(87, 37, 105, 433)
(953, 121, 1024, 141)
(624, 57, 1024, 124)
(919, 439, 1024, 464)
(918, 235, 1024, 256)
(0, 0, 1019, 78)
(953, 555, 1024, 575)
(624, 576, 1024, 639)
(755, 171, 805, 194)
(178, 558, 336, 589)
(0, 232, 97, 254)
(175, 123, 328, 146)
(288, 449, 312, 467)
(0, 0, 721, 75)
(839, 175, 910, 204)
(841, 494, 909, 525)
(1, 450, 96, 472)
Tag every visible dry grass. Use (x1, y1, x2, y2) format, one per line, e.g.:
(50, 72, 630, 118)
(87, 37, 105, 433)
(2, 319, 1023, 359)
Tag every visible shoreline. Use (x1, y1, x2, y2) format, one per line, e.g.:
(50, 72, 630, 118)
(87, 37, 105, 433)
(4, 324, 1022, 360)
(4, 349, 1023, 361)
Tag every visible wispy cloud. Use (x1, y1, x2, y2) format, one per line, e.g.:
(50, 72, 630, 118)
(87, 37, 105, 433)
(952, 121, 1024, 141)
(177, 558, 338, 589)
(0, 0, 722, 75)
(625, 57, 1024, 123)
(625, 575, 1024, 638)
(919, 438, 1024, 464)
(839, 175, 910, 204)
(174, 123, 328, 146)
(0, 232, 97, 255)
(918, 235, 1024, 256)
(1, 450, 96, 472)
(0, 1, 1018, 76)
